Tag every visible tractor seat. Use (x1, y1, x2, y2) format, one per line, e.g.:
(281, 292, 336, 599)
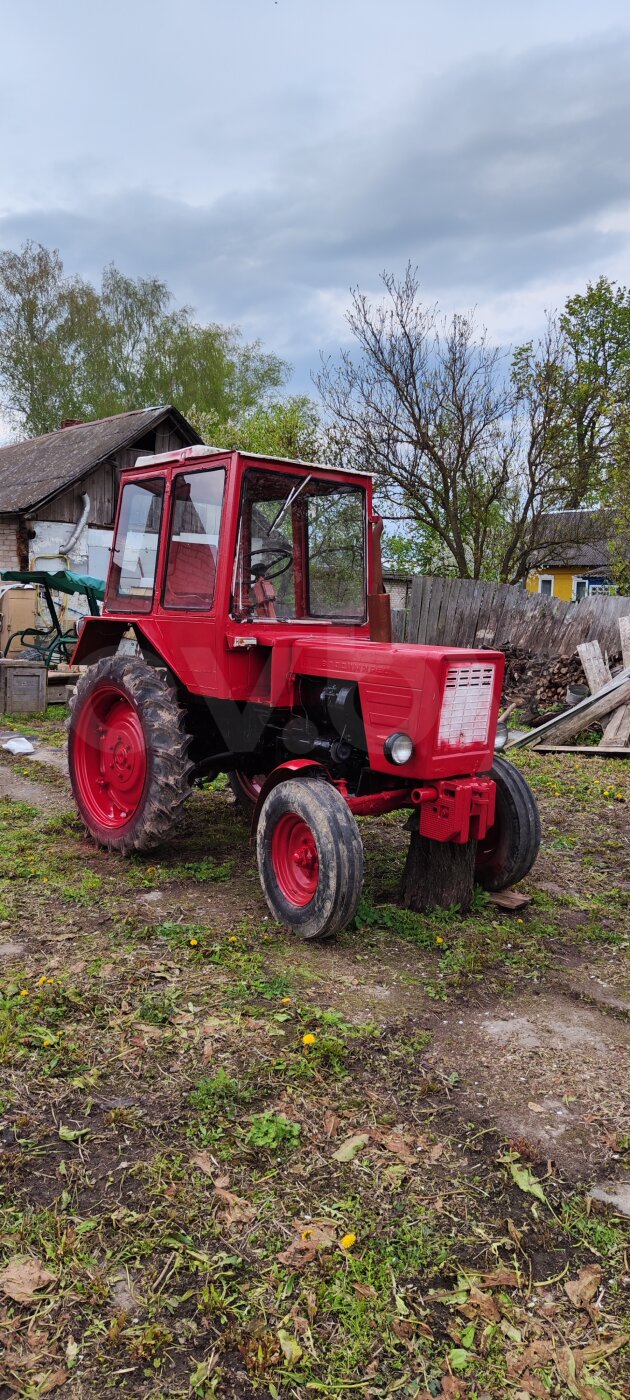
(163, 540, 217, 609)
(253, 576, 277, 619)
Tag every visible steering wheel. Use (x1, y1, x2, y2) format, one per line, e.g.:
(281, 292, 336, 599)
(250, 543, 293, 582)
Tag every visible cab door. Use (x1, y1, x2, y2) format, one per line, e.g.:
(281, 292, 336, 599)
(149, 464, 227, 695)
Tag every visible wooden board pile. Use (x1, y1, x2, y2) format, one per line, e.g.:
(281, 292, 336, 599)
(508, 616, 630, 756)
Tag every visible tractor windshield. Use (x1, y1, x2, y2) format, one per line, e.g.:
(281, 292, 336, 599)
(232, 470, 366, 623)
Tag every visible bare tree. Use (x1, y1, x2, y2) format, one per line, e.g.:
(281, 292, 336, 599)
(317, 268, 593, 582)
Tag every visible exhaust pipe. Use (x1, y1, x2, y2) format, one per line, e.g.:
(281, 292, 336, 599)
(368, 512, 392, 643)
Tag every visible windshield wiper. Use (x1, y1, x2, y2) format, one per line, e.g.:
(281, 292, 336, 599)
(269, 475, 312, 534)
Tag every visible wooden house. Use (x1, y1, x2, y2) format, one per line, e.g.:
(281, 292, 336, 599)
(0, 406, 201, 580)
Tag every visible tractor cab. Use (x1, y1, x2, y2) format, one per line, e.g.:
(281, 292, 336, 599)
(100, 446, 372, 631)
(74, 446, 380, 701)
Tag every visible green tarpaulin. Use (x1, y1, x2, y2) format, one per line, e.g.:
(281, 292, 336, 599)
(0, 569, 106, 601)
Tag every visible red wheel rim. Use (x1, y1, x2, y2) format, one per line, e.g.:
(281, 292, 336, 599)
(234, 771, 265, 802)
(72, 683, 147, 829)
(271, 813, 319, 906)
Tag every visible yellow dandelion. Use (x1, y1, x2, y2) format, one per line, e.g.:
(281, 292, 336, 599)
(19, 988, 29, 997)
(38, 975, 47, 986)
(189, 938, 198, 947)
(302, 1032, 316, 1046)
(281, 996, 291, 1005)
(301, 1227, 314, 1240)
(43, 1039, 53, 1047)
(517, 917, 524, 924)
(340, 1233, 356, 1250)
(46, 978, 54, 984)
(436, 936, 444, 945)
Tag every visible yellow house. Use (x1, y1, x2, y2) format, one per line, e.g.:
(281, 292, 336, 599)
(526, 509, 614, 602)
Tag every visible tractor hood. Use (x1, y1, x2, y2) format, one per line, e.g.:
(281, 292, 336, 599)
(265, 633, 505, 781)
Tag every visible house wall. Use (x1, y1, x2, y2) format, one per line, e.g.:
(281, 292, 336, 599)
(525, 567, 614, 601)
(383, 575, 412, 611)
(33, 459, 118, 529)
(527, 568, 573, 600)
(0, 519, 19, 571)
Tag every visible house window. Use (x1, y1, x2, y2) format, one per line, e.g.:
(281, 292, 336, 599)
(538, 575, 554, 597)
(573, 577, 588, 601)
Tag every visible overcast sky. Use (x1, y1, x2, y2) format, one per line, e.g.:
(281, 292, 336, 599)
(1, 0, 630, 393)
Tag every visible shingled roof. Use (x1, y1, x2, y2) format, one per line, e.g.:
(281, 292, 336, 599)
(0, 406, 201, 515)
(532, 508, 614, 572)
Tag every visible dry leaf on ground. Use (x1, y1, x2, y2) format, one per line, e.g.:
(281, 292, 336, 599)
(276, 1327, 302, 1365)
(478, 1267, 520, 1288)
(579, 1333, 629, 1362)
(467, 1285, 501, 1322)
(277, 1221, 336, 1269)
(192, 1151, 215, 1177)
(440, 1376, 468, 1398)
(554, 1342, 602, 1400)
(0, 1257, 55, 1303)
(332, 1132, 369, 1162)
(565, 1264, 602, 1310)
(372, 1128, 416, 1165)
(214, 1186, 256, 1226)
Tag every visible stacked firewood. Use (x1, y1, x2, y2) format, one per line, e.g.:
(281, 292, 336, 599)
(501, 647, 611, 714)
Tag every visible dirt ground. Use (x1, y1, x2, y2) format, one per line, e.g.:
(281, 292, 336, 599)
(0, 718, 628, 1399)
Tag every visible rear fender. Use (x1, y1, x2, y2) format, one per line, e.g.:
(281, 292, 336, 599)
(70, 617, 129, 665)
(71, 618, 155, 667)
(252, 758, 328, 832)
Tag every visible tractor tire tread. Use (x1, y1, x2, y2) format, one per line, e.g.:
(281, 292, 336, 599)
(68, 655, 192, 854)
(257, 776, 364, 940)
(476, 756, 541, 892)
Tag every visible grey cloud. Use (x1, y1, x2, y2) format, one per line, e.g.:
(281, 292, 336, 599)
(1, 33, 629, 379)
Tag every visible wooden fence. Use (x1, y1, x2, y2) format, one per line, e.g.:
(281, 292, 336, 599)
(398, 577, 630, 657)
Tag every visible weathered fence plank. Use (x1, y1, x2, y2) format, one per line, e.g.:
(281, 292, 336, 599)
(405, 575, 630, 657)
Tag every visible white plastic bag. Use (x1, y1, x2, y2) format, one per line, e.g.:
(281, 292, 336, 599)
(2, 736, 35, 754)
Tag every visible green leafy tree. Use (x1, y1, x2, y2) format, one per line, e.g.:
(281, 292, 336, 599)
(0, 241, 288, 436)
(555, 277, 630, 507)
(608, 381, 630, 594)
(188, 395, 322, 460)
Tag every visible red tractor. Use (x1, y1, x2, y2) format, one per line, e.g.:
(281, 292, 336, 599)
(68, 446, 540, 939)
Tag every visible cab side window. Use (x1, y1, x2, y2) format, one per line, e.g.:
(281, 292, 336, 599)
(107, 478, 165, 613)
(163, 468, 225, 610)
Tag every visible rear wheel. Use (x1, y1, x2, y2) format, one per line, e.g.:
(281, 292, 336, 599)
(475, 757, 540, 891)
(257, 778, 363, 939)
(227, 769, 266, 814)
(68, 655, 192, 853)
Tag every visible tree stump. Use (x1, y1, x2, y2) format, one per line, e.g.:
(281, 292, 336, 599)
(401, 830, 477, 913)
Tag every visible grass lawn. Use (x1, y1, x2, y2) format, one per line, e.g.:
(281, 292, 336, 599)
(0, 735, 628, 1399)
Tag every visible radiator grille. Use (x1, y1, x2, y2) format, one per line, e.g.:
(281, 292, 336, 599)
(438, 664, 495, 747)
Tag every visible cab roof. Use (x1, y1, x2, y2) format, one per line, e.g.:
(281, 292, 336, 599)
(134, 444, 372, 478)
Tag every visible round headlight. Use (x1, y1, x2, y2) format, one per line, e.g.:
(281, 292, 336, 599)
(384, 732, 414, 765)
(494, 719, 508, 751)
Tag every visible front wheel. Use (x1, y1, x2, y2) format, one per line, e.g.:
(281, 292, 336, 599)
(256, 778, 364, 939)
(68, 655, 192, 853)
(475, 757, 541, 891)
